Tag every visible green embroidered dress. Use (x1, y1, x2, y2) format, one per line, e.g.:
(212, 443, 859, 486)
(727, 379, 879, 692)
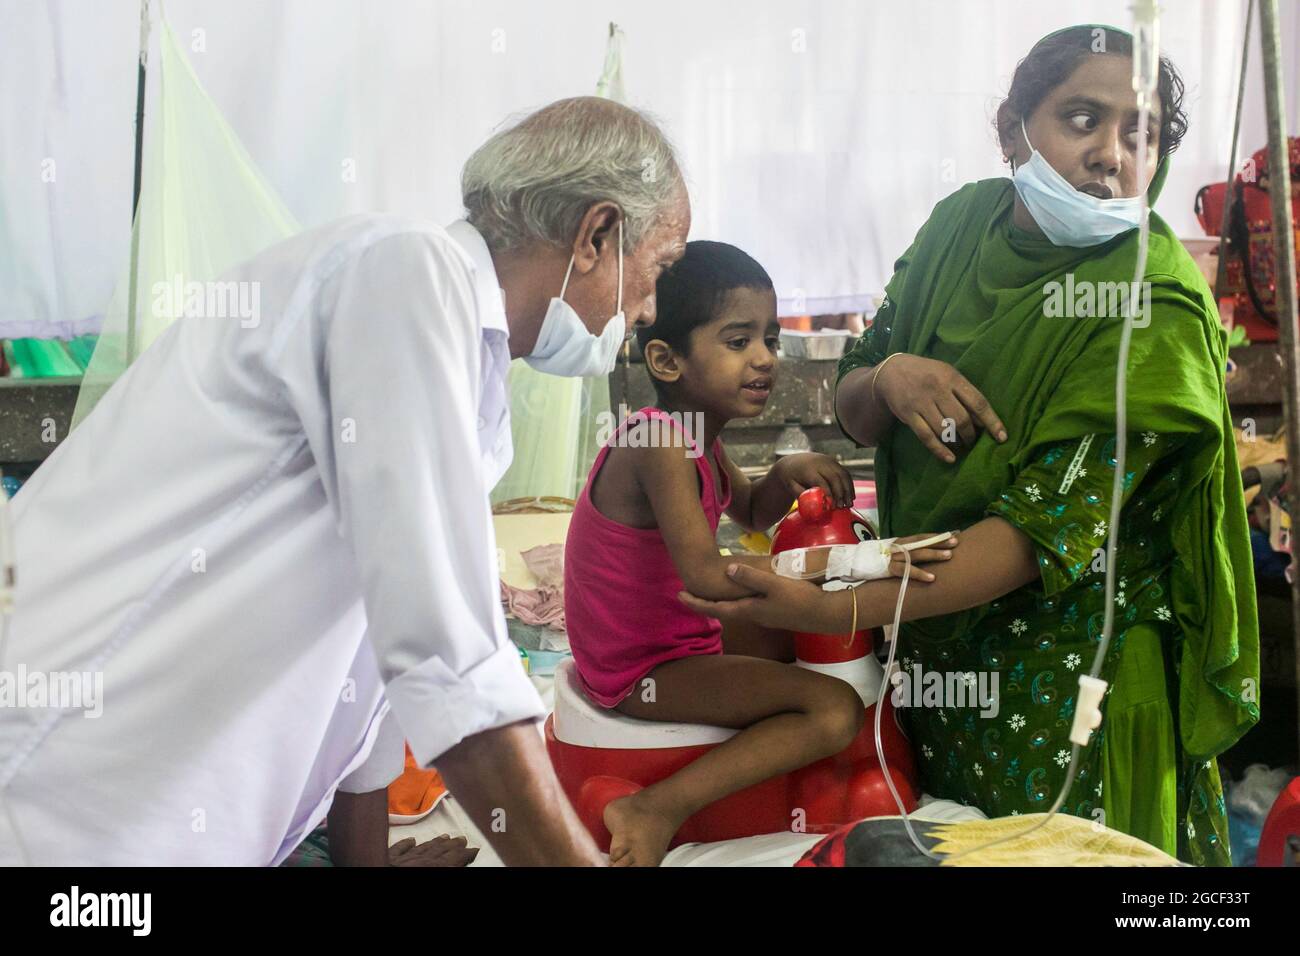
(836, 176, 1260, 865)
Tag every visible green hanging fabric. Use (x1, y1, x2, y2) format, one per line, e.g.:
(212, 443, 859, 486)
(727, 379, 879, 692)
(72, 17, 299, 428)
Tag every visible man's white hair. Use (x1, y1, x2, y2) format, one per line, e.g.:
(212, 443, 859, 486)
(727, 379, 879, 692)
(461, 96, 683, 254)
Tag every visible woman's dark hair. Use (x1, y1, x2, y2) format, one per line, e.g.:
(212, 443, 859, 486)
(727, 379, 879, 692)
(636, 240, 774, 359)
(995, 25, 1188, 159)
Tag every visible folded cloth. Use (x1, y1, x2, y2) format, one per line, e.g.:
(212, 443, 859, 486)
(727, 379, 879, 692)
(521, 543, 564, 587)
(499, 543, 567, 631)
(500, 581, 566, 630)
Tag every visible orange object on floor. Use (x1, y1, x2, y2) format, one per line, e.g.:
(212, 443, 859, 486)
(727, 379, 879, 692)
(388, 744, 449, 825)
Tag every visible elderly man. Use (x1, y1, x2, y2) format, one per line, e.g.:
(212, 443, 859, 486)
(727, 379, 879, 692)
(0, 96, 690, 866)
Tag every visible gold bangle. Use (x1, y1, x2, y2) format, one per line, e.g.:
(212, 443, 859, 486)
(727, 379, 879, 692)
(846, 584, 859, 648)
(870, 353, 903, 407)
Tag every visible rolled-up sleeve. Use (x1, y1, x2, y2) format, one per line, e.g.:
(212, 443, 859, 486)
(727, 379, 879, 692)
(280, 229, 544, 768)
(988, 431, 1179, 597)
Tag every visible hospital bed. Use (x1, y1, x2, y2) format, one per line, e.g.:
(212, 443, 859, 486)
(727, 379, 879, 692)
(388, 668, 988, 867)
(392, 505, 1179, 867)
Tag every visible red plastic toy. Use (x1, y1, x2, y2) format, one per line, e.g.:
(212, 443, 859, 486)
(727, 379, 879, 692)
(545, 486, 920, 851)
(1257, 775, 1300, 867)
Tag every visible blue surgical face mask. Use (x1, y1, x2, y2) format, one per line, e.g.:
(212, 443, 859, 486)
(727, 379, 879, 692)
(1011, 118, 1143, 248)
(524, 220, 627, 378)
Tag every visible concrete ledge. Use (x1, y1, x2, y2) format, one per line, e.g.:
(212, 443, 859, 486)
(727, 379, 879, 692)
(0, 377, 81, 462)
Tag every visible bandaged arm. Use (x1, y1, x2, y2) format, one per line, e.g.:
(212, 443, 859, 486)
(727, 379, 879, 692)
(772, 532, 955, 583)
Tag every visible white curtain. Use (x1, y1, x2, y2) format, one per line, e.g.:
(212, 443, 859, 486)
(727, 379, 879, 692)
(0, 1, 137, 334)
(3, 0, 1297, 332)
(490, 24, 622, 504)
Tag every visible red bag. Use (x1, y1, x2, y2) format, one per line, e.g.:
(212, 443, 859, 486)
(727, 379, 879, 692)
(1195, 137, 1300, 342)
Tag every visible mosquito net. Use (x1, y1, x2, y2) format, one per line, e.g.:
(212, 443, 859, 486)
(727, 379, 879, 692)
(71, 16, 298, 428)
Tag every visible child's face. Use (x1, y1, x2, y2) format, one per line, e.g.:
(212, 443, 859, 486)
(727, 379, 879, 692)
(677, 286, 780, 419)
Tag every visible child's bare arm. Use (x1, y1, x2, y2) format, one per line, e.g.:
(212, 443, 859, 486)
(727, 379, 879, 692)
(725, 451, 856, 532)
(636, 442, 769, 600)
(764, 453, 856, 525)
(717, 446, 759, 530)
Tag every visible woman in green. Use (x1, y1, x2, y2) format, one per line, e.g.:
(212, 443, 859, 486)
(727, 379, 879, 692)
(681, 26, 1259, 865)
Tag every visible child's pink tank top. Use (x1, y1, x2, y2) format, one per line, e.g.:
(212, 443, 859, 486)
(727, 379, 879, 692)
(564, 407, 733, 708)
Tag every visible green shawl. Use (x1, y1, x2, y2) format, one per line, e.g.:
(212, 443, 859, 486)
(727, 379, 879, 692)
(837, 173, 1260, 761)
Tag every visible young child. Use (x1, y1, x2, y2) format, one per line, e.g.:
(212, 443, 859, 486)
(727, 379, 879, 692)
(564, 241, 955, 866)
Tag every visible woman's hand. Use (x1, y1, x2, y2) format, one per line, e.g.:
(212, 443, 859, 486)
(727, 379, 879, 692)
(678, 563, 851, 633)
(874, 354, 1007, 463)
(772, 452, 855, 508)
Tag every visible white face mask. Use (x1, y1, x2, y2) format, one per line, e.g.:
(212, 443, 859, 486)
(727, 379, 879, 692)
(523, 220, 627, 378)
(1011, 118, 1143, 248)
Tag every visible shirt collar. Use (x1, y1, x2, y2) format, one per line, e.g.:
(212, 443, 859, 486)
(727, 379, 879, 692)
(445, 219, 509, 339)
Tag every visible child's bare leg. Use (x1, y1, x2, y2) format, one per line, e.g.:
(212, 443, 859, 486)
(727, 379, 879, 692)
(605, 655, 863, 866)
(720, 619, 794, 662)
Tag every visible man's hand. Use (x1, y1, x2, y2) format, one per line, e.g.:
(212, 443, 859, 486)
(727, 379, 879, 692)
(874, 354, 1007, 463)
(388, 834, 479, 867)
(772, 453, 855, 508)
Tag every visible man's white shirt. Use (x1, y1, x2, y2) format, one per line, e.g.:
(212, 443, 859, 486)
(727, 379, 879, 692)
(0, 216, 543, 865)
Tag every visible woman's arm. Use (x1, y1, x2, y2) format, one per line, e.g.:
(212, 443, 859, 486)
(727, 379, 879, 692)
(834, 364, 898, 450)
(701, 419, 1188, 635)
(836, 354, 1008, 462)
(849, 516, 1037, 628)
(678, 516, 1038, 633)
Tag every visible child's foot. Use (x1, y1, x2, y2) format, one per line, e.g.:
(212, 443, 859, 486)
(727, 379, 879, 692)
(603, 792, 680, 867)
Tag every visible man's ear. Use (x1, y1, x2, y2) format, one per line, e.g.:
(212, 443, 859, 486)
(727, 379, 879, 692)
(642, 340, 681, 387)
(571, 201, 622, 277)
